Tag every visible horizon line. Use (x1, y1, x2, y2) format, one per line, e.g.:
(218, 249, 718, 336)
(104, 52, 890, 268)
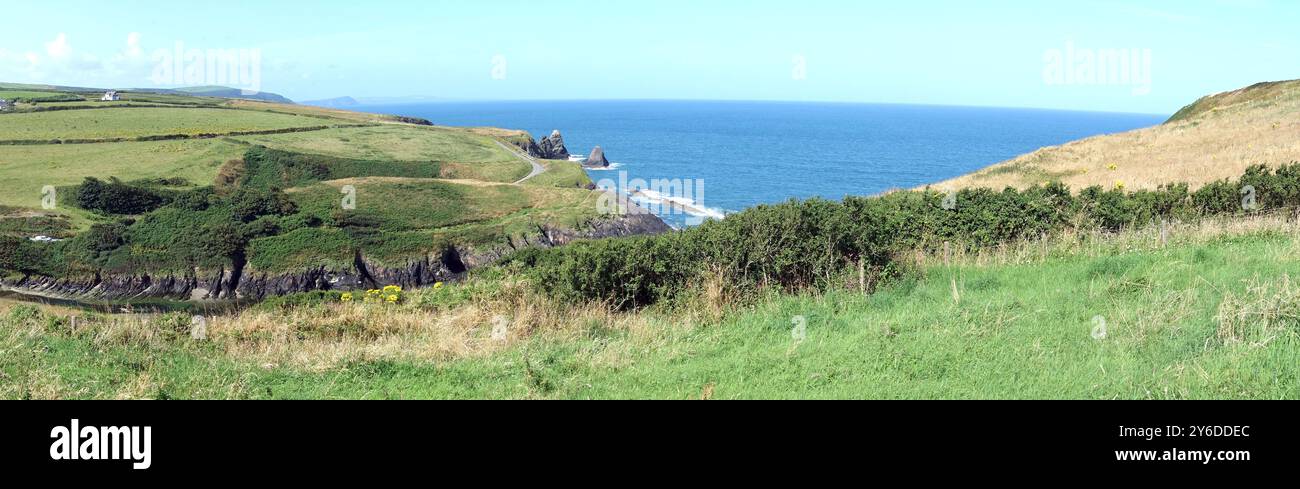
(332, 96, 1172, 118)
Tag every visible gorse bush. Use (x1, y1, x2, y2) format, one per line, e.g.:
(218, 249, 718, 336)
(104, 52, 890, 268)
(517, 163, 1300, 309)
(74, 177, 168, 215)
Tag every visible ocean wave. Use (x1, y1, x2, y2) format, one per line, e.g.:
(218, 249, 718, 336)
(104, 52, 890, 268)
(585, 162, 623, 170)
(629, 190, 726, 220)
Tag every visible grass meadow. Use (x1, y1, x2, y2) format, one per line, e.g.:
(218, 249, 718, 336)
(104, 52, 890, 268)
(0, 139, 245, 207)
(249, 177, 601, 271)
(233, 125, 530, 183)
(0, 107, 329, 140)
(0, 90, 80, 101)
(5, 213, 1297, 399)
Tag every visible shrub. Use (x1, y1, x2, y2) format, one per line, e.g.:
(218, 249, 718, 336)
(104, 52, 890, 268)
(522, 163, 1300, 309)
(229, 187, 297, 223)
(74, 177, 167, 215)
(0, 236, 36, 272)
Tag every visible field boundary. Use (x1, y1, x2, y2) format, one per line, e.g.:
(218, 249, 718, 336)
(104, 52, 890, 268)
(0, 123, 379, 146)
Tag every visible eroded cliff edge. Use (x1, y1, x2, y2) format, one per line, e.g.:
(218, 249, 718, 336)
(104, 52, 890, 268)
(2, 213, 670, 302)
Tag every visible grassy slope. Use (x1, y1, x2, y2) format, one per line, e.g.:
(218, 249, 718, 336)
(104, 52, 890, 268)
(4, 217, 1296, 399)
(930, 79, 1300, 192)
(0, 89, 578, 237)
(0, 107, 328, 140)
(0, 139, 248, 231)
(232, 125, 530, 183)
(524, 159, 595, 188)
(253, 177, 600, 270)
(0, 90, 77, 100)
(0, 139, 245, 207)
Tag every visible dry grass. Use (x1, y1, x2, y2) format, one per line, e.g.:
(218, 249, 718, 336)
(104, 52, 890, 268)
(2, 277, 699, 373)
(908, 209, 1300, 269)
(929, 80, 1300, 192)
(1216, 274, 1300, 346)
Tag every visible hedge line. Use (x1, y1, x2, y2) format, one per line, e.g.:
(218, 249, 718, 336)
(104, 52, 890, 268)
(511, 163, 1300, 309)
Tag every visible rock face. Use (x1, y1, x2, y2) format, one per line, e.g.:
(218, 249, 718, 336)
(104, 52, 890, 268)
(538, 130, 571, 160)
(584, 146, 610, 167)
(514, 136, 543, 158)
(1, 213, 672, 302)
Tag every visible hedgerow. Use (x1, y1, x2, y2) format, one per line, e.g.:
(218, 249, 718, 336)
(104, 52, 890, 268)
(517, 163, 1300, 309)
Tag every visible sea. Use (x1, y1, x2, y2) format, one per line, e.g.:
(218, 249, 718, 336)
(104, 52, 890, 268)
(353, 100, 1167, 227)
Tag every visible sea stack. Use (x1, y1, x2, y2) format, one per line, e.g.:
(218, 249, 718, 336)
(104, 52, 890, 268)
(538, 130, 570, 160)
(585, 146, 610, 168)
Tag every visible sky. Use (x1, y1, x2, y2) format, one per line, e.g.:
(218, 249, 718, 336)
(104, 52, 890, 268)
(0, 0, 1295, 114)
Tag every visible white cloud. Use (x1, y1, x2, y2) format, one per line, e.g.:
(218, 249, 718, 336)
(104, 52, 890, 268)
(126, 32, 143, 57)
(45, 33, 71, 59)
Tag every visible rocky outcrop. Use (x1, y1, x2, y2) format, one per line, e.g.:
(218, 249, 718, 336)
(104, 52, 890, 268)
(514, 136, 544, 158)
(389, 115, 434, 126)
(584, 146, 610, 167)
(1, 212, 672, 302)
(538, 130, 570, 160)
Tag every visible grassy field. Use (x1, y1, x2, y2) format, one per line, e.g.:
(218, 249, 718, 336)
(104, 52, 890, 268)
(0, 139, 244, 207)
(251, 177, 600, 271)
(4, 214, 1296, 399)
(524, 159, 595, 188)
(930, 79, 1300, 192)
(226, 99, 418, 124)
(0, 88, 606, 280)
(0, 138, 247, 231)
(233, 126, 529, 183)
(0, 107, 331, 140)
(291, 178, 533, 231)
(0, 90, 80, 101)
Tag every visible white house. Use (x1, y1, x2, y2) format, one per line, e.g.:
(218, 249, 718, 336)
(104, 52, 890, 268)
(101, 90, 121, 101)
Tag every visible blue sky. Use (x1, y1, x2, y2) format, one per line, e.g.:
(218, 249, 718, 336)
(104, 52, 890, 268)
(0, 0, 1295, 114)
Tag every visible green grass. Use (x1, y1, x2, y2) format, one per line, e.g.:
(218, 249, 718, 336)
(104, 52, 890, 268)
(6, 226, 1297, 399)
(0, 107, 329, 141)
(525, 159, 594, 188)
(232, 125, 529, 183)
(0, 139, 243, 204)
(250, 178, 597, 271)
(0, 90, 80, 101)
(292, 179, 531, 231)
(0, 139, 245, 230)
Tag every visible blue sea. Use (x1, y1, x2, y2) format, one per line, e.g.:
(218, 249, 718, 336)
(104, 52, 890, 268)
(354, 100, 1166, 227)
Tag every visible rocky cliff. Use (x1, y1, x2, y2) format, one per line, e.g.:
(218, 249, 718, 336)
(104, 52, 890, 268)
(512, 130, 573, 160)
(1, 213, 671, 302)
(538, 130, 570, 159)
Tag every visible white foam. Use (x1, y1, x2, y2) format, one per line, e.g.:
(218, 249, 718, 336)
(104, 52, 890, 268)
(585, 162, 623, 170)
(628, 189, 726, 221)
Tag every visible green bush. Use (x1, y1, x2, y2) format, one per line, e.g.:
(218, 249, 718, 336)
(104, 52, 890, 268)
(0, 236, 57, 275)
(74, 177, 168, 215)
(521, 163, 1300, 309)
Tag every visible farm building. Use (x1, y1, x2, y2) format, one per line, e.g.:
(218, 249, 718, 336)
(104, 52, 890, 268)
(0, 99, 11, 111)
(101, 90, 121, 101)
